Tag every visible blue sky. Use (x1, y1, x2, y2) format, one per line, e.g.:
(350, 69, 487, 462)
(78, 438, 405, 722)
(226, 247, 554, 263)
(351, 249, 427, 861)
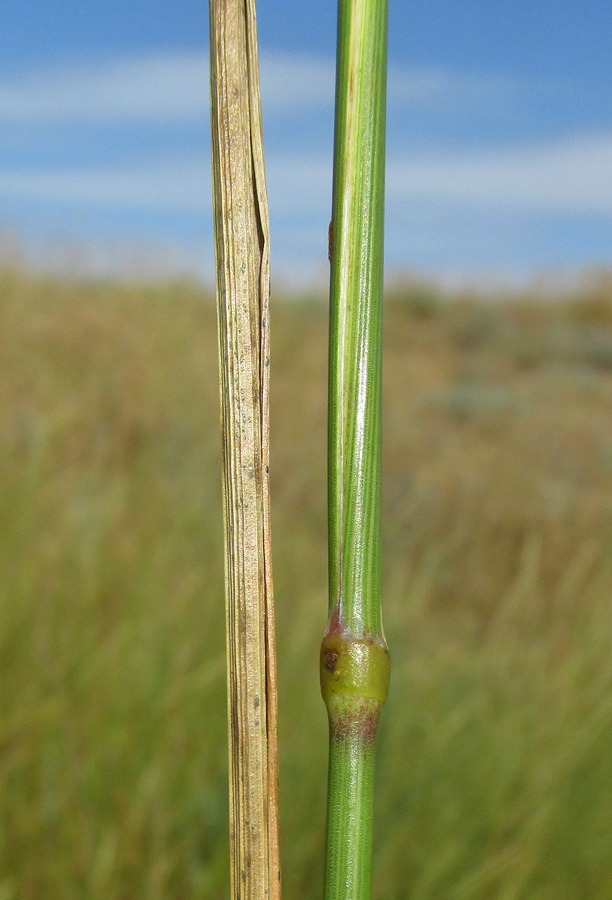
(2, 0, 611, 287)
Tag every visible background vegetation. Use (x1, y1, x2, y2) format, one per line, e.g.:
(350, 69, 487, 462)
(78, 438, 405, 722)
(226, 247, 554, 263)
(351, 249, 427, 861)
(2, 266, 612, 899)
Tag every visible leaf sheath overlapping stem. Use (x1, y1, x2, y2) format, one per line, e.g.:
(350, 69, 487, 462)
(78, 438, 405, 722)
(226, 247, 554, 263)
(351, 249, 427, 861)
(322, 0, 390, 898)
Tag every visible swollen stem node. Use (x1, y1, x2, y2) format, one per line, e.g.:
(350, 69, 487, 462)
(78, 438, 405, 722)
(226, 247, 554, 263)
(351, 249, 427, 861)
(320, 629, 390, 742)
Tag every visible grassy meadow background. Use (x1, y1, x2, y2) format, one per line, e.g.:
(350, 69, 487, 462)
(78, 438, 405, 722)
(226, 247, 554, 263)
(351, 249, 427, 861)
(2, 266, 612, 898)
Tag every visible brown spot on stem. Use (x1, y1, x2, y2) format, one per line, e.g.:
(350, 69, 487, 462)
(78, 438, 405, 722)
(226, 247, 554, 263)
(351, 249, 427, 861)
(324, 648, 339, 673)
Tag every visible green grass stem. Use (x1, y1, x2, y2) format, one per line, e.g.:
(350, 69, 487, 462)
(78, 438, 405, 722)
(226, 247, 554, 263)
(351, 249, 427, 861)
(322, 0, 390, 898)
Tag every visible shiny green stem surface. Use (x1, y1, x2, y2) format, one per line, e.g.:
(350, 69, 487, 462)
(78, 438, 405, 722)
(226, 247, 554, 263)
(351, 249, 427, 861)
(323, 0, 389, 897)
(328, 0, 388, 639)
(324, 710, 379, 900)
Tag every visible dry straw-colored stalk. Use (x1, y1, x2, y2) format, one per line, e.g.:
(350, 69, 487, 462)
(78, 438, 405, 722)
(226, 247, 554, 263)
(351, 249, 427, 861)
(209, 1, 281, 897)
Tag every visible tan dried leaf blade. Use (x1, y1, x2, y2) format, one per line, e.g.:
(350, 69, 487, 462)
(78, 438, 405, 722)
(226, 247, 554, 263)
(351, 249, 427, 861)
(209, 0, 281, 897)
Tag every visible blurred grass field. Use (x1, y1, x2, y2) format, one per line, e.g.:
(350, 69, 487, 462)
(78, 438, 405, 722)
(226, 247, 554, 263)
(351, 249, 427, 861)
(2, 266, 612, 899)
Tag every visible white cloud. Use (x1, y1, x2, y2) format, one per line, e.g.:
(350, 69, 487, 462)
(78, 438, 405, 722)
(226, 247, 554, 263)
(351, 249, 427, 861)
(269, 133, 612, 218)
(0, 51, 334, 124)
(266, 153, 331, 212)
(260, 54, 335, 112)
(386, 132, 612, 215)
(0, 53, 209, 124)
(0, 50, 527, 125)
(0, 156, 211, 209)
(0, 51, 331, 124)
(265, 137, 612, 222)
(1, 132, 612, 218)
(386, 65, 518, 108)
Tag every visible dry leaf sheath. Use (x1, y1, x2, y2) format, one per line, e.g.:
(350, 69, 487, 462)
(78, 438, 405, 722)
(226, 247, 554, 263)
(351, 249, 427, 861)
(208, 0, 281, 898)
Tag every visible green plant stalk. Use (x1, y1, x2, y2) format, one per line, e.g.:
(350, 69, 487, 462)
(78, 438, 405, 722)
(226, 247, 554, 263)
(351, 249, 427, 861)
(321, 0, 390, 898)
